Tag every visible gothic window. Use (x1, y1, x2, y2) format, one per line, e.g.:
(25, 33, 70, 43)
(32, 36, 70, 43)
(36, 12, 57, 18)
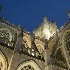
(0, 30, 10, 40)
(0, 28, 15, 48)
(36, 44, 44, 54)
(22, 38, 28, 48)
(0, 60, 3, 70)
(54, 48, 66, 64)
(22, 36, 31, 48)
(16, 60, 41, 70)
(20, 65, 34, 70)
(0, 51, 7, 70)
(0, 29, 12, 41)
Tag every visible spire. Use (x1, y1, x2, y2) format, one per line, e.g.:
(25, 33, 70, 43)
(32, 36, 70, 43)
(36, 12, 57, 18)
(43, 17, 48, 23)
(17, 23, 20, 28)
(66, 10, 70, 18)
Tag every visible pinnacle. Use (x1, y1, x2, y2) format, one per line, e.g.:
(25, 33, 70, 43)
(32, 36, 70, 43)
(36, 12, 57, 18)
(43, 17, 48, 23)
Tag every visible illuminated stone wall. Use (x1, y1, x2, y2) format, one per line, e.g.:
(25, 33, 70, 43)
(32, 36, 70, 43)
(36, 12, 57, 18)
(0, 17, 70, 70)
(33, 17, 58, 40)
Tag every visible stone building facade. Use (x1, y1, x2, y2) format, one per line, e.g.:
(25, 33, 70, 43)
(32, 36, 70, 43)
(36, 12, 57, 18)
(0, 16, 70, 70)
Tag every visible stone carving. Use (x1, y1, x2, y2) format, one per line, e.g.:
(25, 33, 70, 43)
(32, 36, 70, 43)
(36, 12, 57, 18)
(16, 60, 41, 70)
(0, 29, 15, 47)
(0, 60, 3, 70)
(22, 37, 28, 48)
(22, 36, 31, 48)
(0, 51, 7, 70)
(0, 29, 10, 40)
(20, 65, 34, 70)
(36, 44, 44, 54)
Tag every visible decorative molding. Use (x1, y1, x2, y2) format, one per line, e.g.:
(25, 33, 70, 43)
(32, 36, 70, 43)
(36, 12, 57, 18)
(16, 60, 41, 70)
(0, 50, 7, 70)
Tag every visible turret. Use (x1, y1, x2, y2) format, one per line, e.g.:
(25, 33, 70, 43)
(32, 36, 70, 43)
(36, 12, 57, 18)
(33, 17, 58, 40)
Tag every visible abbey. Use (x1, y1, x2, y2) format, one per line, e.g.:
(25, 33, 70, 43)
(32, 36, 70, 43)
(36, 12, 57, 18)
(0, 16, 70, 70)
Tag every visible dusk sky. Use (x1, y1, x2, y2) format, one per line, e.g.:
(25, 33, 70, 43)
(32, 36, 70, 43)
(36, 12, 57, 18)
(0, 0, 70, 33)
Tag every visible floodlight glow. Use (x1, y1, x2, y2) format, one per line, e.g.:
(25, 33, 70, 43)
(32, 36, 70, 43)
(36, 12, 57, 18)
(43, 28, 51, 40)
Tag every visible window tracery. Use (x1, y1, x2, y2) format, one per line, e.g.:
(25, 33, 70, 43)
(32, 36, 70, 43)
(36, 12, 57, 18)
(0, 30, 10, 39)
(0, 60, 3, 70)
(22, 36, 31, 48)
(16, 60, 41, 70)
(22, 38, 28, 48)
(65, 32, 70, 52)
(0, 29, 11, 41)
(36, 44, 44, 54)
(0, 28, 15, 47)
(20, 65, 34, 70)
(54, 48, 66, 63)
(0, 51, 7, 70)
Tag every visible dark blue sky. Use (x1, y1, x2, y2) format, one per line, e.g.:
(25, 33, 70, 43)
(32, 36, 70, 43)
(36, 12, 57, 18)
(0, 0, 70, 33)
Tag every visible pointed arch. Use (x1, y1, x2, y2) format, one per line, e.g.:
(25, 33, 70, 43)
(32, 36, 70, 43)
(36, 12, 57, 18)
(63, 29, 70, 51)
(36, 43, 44, 54)
(0, 28, 12, 42)
(22, 35, 31, 48)
(54, 46, 62, 56)
(0, 50, 7, 70)
(62, 29, 70, 42)
(62, 29, 70, 55)
(61, 29, 70, 69)
(16, 60, 41, 70)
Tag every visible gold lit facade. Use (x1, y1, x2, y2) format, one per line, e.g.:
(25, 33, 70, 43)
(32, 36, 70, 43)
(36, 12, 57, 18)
(0, 14, 70, 70)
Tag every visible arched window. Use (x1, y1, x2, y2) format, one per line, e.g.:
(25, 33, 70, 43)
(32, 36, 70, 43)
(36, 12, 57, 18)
(16, 60, 41, 70)
(22, 35, 31, 48)
(61, 30, 70, 69)
(20, 65, 34, 70)
(0, 28, 16, 48)
(0, 28, 12, 42)
(54, 48, 66, 63)
(36, 44, 44, 54)
(0, 51, 7, 70)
